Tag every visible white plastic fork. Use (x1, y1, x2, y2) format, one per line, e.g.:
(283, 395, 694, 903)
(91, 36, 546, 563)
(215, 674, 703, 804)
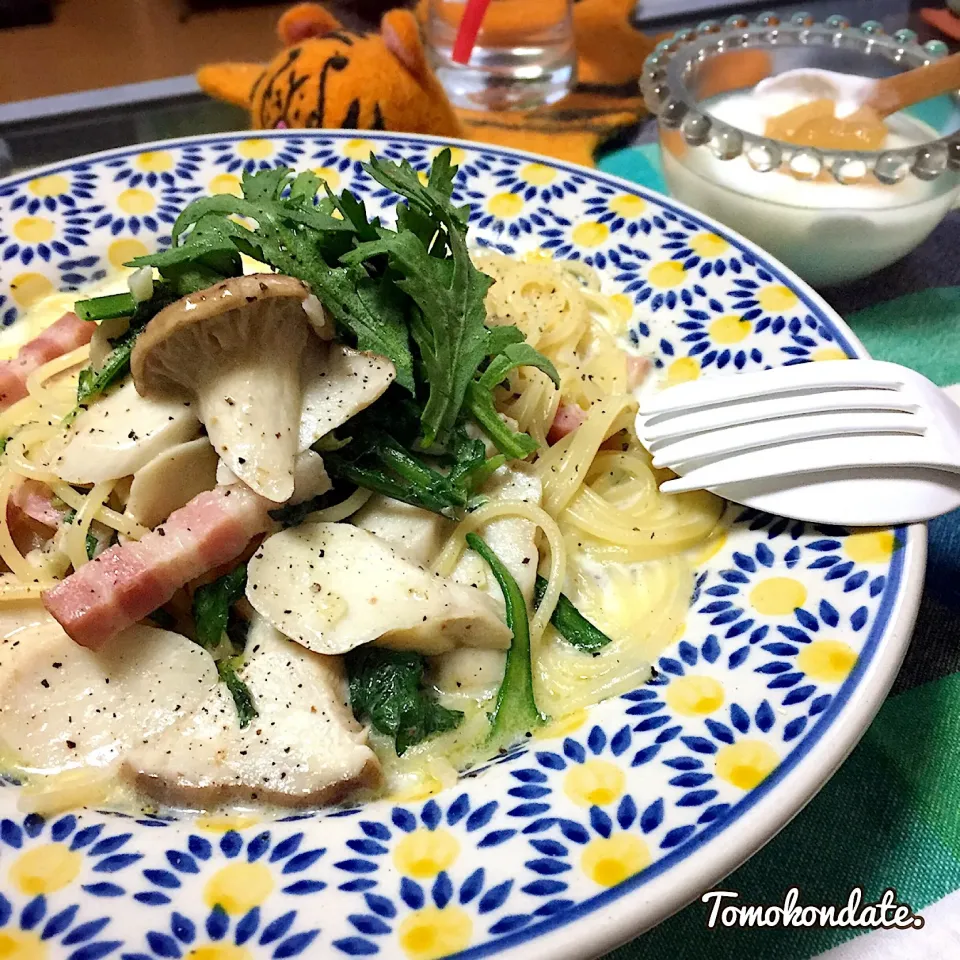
(636, 359, 960, 525)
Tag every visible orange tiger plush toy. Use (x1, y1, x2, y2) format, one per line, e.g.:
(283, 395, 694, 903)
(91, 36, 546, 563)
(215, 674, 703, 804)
(197, 3, 463, 137)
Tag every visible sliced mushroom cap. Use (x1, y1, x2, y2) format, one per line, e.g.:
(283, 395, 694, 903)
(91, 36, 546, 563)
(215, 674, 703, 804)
(131, 274, 312, 503)
(246, 522, 511, 656)
(351, 495, 452, 567)
(125, 437, 219, 529)
(299, 340, 396, 451)
(0, 605, 218, 772)
(125, 617, 381, 808)
(55, 377, 200, 484)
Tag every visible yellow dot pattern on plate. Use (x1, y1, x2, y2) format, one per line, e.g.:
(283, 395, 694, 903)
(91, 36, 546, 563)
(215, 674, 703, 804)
(715, 740, 779, 789)
(204, 862, 274, 914)
(108, 238, 148, 270)
(9, 843, 81, 896)
(393, 828, 459, 879)
(689, 232, 728, 257)
(521, 163, 556, 186)
(572, 221, 609, 247)
(136, 151, 174, 173)
(844, 530, 896, 564)
(648, 261, 686, 288)
(581, 834, 650, 887)
(9, 273, 53, 308)
(535, 708, 587, 739)
(665, 675, 725, 716)
(312, 166, 340, 190)
(757, 284, 798, 313)
(609, 194, 646, 218)
(237, 138, 273, 160)
(344, 138, 373, 160)
(487, 192, 523, 218)
(117, 188, 155, 215)
(666, 356, 700, 385)
(193, 813, 260, 833)
(186, 946, 253, 960)
(208, 174, 243, 197)
(812, 347, 848, 362)
(431, 145, 465, 166)
(399, 906, 472, 960)
(564, 759, 626, 807)
(709, 314, 751, 344)
(798, 640, 858, 682)
(28, 174, 68, 198)
(0, 930, 46, 960)
(750, 577, 807, 616)
(13, 217, 54, 244)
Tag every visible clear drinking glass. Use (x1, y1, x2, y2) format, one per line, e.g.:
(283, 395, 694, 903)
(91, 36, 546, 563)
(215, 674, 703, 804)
(425, 0, 576, 112)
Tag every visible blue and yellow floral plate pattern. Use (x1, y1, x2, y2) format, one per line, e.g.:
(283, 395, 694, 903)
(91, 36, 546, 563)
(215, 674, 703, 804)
(0, 132, 924, 960)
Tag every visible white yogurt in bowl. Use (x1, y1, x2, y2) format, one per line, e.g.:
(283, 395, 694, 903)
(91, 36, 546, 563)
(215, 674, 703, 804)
(661, 88, 960, 287)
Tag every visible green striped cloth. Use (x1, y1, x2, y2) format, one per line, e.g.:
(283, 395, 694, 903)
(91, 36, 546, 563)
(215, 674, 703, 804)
(597, 143, 960, 959)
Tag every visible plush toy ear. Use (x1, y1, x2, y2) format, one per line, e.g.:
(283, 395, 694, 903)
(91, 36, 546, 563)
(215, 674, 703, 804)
(381, 9, 432, 81)
(197, 63, 264, 108)
(277, 2, 342, 46)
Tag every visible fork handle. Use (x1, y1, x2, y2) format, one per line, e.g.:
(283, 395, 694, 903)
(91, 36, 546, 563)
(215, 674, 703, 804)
(660, 437, 960, 494)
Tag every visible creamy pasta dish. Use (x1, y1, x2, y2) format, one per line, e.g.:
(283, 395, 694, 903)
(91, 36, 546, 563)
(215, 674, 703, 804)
(0, 152, 721, 814)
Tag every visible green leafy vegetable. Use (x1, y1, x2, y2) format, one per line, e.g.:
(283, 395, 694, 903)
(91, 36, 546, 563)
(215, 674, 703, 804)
(192, 564, 248, 649)
(125, 150, 559, 515)
(217, 657, 258, 729)
(465, 532, 545, 743)
(76, 325, 141, 405)
(346, 646, 463, 755)
(74, 292, 136, 322)
(85, 531, 99, 561)
(534, 575, 613, 654)
(345, 154, 494, 448)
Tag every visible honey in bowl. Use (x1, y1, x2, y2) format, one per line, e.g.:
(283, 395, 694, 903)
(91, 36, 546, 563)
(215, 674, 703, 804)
(764, 97, 889, 151)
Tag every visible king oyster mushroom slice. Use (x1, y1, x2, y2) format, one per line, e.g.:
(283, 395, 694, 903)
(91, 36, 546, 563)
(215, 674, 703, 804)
(216, 449, 331, 505)
(0, 604, 218, 773)
(125, 616, 381, 808)
(131, 274, 313, 503)
(55, 377, 200, 484)
(125, 436, 220, 529)
(298, 336, 396, 451)
(246, 522, 512, 656)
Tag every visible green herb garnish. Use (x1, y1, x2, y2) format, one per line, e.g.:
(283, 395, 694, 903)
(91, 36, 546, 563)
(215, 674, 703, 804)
(346, 646, 463, 755)
(217, 657, 258, 729)
(74, 291, 137, 323)
(465, 532, 546, 743)
(192, 564, 248, 650)
(534, 575, 613, 654)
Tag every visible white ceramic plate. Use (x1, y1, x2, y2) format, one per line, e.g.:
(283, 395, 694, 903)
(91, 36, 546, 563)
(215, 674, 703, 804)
(0, 132, 923, 960)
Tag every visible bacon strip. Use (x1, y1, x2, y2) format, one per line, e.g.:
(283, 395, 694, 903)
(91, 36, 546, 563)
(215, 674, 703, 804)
(10, 480, 67, 530)
(0, 312, 94, 409)
(42, 486, 272, 650)
(547, 402, 588, 445)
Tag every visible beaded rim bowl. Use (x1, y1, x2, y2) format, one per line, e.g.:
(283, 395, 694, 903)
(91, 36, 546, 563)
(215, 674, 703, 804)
(0, 131, 926, 959)
(641, 11, 960, 187)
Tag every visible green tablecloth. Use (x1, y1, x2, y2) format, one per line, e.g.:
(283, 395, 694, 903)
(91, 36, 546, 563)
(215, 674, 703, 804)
(598, 143, 960, 960)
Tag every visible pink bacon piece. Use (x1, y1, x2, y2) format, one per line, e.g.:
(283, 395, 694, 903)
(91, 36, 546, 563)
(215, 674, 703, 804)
(0, 312, 94, 409)
(42, 486, 272, 650)
(9, 479, 68, 529)
(547, 402, 588, 445)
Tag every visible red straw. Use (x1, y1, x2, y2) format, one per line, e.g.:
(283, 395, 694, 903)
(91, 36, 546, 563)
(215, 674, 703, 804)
(451, 0, 493, 64)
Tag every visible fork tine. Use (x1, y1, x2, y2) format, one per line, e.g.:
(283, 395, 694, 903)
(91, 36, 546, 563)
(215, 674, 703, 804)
(638, 359, 905, 418)
(659, 434, 952, 495)
(651, 411, 925, 469)
(639, 389, 917, 447)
